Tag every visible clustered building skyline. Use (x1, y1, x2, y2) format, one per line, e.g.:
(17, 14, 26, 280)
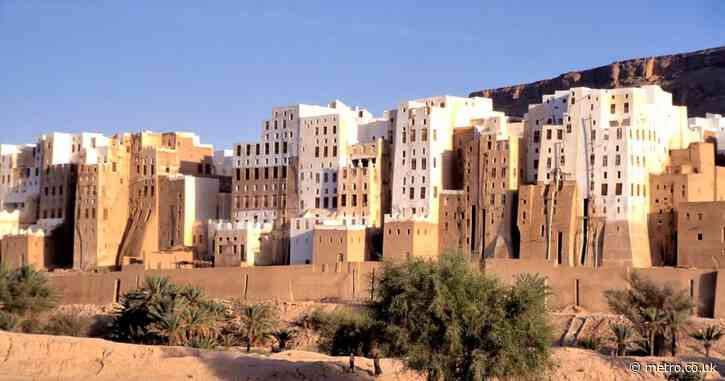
(1, 86, 725, 272)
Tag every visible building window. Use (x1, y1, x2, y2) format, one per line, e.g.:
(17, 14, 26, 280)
(697, 233, 703, 241)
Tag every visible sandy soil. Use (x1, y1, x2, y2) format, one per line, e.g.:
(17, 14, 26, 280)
(2, 331, 723, 381)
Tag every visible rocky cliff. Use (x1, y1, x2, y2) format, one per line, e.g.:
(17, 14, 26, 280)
(470, 45, 725, 117)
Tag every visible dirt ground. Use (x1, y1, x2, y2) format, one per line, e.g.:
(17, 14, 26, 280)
(1, 331, 723, 381)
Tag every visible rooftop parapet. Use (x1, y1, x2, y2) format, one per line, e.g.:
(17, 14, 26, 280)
(207, 219, 273, 232)
(384, 212, 433, 223)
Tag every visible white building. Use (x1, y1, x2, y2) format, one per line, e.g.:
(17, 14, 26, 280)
(289, 209, 337, 264)
(688, 113, 725, 153)
(388, 95, 496, 222)
(38, 132, 110, 167)
(297, 100, 371, 212)
(207, 219, 273, 266)
(0, 144, 41, 224)
(524, 85, 700, 267)
(213, 149, 234, 177)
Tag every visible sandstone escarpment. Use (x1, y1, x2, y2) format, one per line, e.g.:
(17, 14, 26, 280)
(470, 45, 725, 117)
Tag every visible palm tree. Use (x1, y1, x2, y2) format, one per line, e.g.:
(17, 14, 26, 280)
(665, 308, 689, 356)
(179, 285, 204, 306)
(4, 265, 56, 317)
(148, 297, 187, 346)
(271, 328, 297, 352)
(689, 324, 724, 360)
(609, 322, 634, 356)
(235, 303, 277, 352)
(641, 307, 667, 356)
(144, 276, 177, 302)
(663, 285, 693, 356)
(183, 304, 221, 344)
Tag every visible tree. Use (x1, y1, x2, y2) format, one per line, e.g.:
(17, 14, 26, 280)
(640, 307, 667, 356)
(368, 253, 552, 381)
(609, 321, 634, 356)
(0, 265, 56, 318)
(312, 308, 388, 375)
(665, 308, 689, 356)
(110, 277, 224, 347)
(234, 302, 277, 352)
(271, 328, 297, 352)
(605, 272, 693, 356)
(689, 324, 724, 360)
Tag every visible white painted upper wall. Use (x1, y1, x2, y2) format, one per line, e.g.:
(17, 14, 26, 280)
(183, 175, 220, 246)
(388, 95, 495, 222)
(689, 113, 725, 152)
(525, 85, 701, 226)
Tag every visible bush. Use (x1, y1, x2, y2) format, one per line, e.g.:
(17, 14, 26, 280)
(667, 368, 705, 381)
(271, 328, 297, 352)
(369, 253, 552, 381)
(231, 302, 278, 352)
(605, 272, 693, 356)
(19, 318, 42, 334)
(577, 336, 603, 351)
(609, 322, 635, 356)
(0, 311, 18, 331)
(43, 312, 92, 337)
(110, 276, 225, 347)
(0, 265, 56, 319)
(689, 324, 724, 360)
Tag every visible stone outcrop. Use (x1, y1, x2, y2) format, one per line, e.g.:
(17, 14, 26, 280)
(470, 45, 725, 117)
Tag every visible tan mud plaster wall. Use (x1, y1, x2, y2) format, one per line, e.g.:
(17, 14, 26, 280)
(484, 259, 722, 318)
(48, 262, 380, 305)
(48, 259, 725, 319)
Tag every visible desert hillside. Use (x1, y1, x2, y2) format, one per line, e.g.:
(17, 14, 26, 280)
(470, 45, 725, 117)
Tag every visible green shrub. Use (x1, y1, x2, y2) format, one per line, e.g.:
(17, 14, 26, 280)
(43, 312, 92, 337)
(689, 324, 724, 360)
(110, 276, 225, 347)
(19, 318, 42, 334)
(271, 328, 297, 352)
(605, 272, 692, 356)
(667, 368, 705, 381)
(0, 265, 56, 318)
(577, 336, 603, 351)
(368, 253, 553, 381)
(0, 311, 18, 331)
(231, 302, 278, 352)
(609, 322, 635, 356)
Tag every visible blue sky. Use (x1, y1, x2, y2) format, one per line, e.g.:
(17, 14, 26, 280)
(1, 1, 723, 150)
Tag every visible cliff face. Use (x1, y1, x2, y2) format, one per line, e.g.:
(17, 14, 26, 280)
(470, 46, 725, 118)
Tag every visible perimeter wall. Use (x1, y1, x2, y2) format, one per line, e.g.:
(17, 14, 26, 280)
(48, 259, 725, 318)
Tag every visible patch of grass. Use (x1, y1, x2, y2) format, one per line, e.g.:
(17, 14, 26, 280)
(577, 336, 604, 351)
